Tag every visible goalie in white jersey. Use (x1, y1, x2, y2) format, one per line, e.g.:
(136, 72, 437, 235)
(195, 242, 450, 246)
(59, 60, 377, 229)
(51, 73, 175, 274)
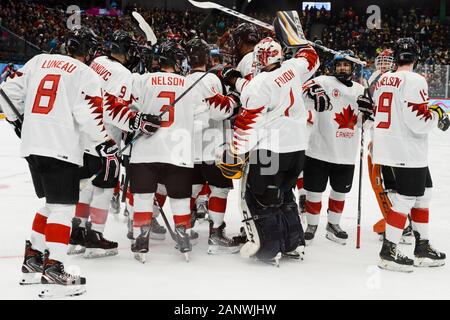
(371, 38, 448, 272)
(302, 51, 365, 246)
(128, 40, 201, 261)
(0, 27, 119, 296)
(219, 27, 320, 263)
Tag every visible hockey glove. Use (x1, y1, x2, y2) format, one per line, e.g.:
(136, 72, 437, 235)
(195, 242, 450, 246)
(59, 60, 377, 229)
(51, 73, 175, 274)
(221, 66, 242, 91)
(217, 147, 248, 179)
(307, 83, 331, 112)
(429, 105, 450, 132)
(94, 139, 120, 186)
(130, 112, 161, 135)
(6, 118, 22, 138)
(357, 94, 374, 119)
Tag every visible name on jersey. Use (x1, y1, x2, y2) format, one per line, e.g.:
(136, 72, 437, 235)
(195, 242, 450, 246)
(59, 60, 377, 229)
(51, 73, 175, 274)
(151, 76, 185, 87)
(375, 76, 402, 89)
(41, 59, 77, 73)
(90, 61, 112, 81)
(274, 69, 295, 87)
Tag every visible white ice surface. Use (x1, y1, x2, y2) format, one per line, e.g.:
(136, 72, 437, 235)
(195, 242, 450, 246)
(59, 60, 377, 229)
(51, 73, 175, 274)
(0, 121, 449, 300)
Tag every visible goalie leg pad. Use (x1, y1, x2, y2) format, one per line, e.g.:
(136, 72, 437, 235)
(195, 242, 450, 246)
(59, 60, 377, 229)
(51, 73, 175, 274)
(280, 201, 305, 252)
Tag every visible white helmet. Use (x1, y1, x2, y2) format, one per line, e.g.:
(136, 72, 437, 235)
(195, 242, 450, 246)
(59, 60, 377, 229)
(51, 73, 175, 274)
(253, 37, 282, 74)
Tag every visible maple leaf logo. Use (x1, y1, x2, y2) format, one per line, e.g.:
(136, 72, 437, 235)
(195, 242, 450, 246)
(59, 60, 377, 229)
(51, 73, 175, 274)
(334, 105, 358, 130)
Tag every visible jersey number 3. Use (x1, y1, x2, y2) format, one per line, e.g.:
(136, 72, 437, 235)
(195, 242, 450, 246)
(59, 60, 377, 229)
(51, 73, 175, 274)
(32, 74, 61, 114)
(158, 91, 175, 128)
(376, 92, 393, 129)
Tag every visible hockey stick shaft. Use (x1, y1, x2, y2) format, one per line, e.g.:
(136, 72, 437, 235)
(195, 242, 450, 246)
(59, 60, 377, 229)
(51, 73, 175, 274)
(0, 88, 23, 123)
(188, 0, 366, 66)
(117, 64, 223, 156)
(153, 198, 179, 244)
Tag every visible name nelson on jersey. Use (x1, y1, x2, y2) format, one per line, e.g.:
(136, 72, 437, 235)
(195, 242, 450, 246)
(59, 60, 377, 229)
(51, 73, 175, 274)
(375, 75, 402, 89)
(151, 75, 185, 86)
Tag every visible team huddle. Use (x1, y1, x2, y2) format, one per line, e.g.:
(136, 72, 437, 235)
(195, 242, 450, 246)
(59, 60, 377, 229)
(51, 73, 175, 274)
(0, 9, 448, 297)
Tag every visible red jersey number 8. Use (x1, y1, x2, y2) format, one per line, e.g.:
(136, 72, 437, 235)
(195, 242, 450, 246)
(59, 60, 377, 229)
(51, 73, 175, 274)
(31, 74, 61, 115)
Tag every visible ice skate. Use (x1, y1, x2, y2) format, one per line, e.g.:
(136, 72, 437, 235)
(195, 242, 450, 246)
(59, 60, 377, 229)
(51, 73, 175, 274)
(39, 253, 86, 298)
(378, 239, 413, 273)
(131, 225, 150, 263)
(325, 223, 348, 245)
(257, 252, 282, 268)
(378, 225, 414, 244)
(149, 217, 167, 240)
(174, 225, 192, 262)
(413, 232, 446, 267)
(83, 224, 118, 258)
(67, 218, 86, 255)
(207, 221, 241, 255)
(298, 194, 307, 223)
(282, 246, 305, 261)
(20, 240, 43, 285)
(195, 200, 208, 220)
(127, 217, 134, 240)
(304, 224, 318, 246)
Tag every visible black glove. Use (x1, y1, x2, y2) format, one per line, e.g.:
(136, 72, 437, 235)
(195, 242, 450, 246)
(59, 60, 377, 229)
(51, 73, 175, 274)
(221, 66, 242, 90)
(94, 140, 120, 185)
(357, 94, 374, 119)
(429, 105, 450, 131)
(307, 83, 331, 112)
(130, 112, 161, 135)
(6, 118, 22, 138)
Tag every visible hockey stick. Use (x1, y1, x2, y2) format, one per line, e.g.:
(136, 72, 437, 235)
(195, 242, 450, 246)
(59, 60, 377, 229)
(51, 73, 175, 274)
(0, 88, 23, 123)
(188, 0, 366, 66)
(132, 11, 157, 45)
(153, 198, 190, 262)
(117, 63, 224, 157)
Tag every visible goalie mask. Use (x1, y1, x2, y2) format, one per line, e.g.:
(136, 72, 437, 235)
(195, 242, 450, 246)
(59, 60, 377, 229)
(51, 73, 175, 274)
(333, 50, 356, 82)
(375, 49, 395, 73)
(253, 37, 282, 75)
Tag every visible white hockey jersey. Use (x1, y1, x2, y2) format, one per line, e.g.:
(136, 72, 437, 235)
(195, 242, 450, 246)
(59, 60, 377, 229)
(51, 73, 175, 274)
(304, 76, 365, 165)
(235, 52, 256, 93)
(130, 71, 201, 167)
(187, 71, 235, 163)
(372, 70, 438, 168)
(232, 48, 320, 154)
(84, 55, 135, 155)
(0, 53, 107, 165)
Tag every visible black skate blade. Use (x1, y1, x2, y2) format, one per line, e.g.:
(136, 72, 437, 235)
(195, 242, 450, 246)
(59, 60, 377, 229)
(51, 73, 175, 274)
(38, 285, 86, 299)
(378, 259, 413, 273)
(20, 273, 41, 285)
(207, 245, 241, 255)
(326, 232, 347, 245)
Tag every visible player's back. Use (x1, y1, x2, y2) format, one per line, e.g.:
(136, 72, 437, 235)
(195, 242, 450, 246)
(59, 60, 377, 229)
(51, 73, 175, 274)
(373, 70, 435, 167)
(130, 71, 196, 167)
(7, 53, 105, 165)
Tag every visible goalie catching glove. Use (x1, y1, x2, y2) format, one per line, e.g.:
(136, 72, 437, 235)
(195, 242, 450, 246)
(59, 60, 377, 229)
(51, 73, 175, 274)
(94, 139, 120, 186)
(429, 105, 450, 131)
(217, 147, 248, 179)
(130, 112, 161, 135)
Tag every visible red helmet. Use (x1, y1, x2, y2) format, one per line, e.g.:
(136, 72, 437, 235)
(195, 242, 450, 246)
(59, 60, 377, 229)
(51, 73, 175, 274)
(375, 49, 395, 73)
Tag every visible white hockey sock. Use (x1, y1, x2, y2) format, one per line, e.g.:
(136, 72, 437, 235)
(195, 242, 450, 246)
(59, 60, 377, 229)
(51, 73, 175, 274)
(90, 187, 113, 233)
(208, 186, 230, 228)
(30, 205, 51, 253)
(305, 191, 322, 226)
(45, 204, 75, 263)
(327, 190, 346, 225)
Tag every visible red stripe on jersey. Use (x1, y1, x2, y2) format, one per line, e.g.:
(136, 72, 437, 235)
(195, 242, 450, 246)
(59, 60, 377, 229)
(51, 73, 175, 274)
(407, 102, 432, 121)
(205, 94, 233, 113)
(45, 223, 71, 245)
(134, 212, 152, 227)
(32, 213, 48, 235)
(305, 200, 322, 215)
(75, 203, 90, 219)
(411, 208, 429, 224)
(173, 214, 191, 228)
(386, 208, 408, 229)
(295, 47, 319, 71)
(328, 198, 345, 214)
(209, 197, 227, 213)
(284, 89, 295, 116)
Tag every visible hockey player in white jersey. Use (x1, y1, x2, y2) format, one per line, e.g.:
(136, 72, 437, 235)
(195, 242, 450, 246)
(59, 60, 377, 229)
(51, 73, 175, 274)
(218, 28, 320, 263)
(371, 38, 448, 272)
(129, 40, 201, 262)
(302, 51, 365, 245)
(0, 27, 118, 296)
(185, 37, 242, 254)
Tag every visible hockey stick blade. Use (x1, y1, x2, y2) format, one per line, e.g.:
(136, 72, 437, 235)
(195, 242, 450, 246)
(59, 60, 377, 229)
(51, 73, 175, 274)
(132, 11, 157, 45)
